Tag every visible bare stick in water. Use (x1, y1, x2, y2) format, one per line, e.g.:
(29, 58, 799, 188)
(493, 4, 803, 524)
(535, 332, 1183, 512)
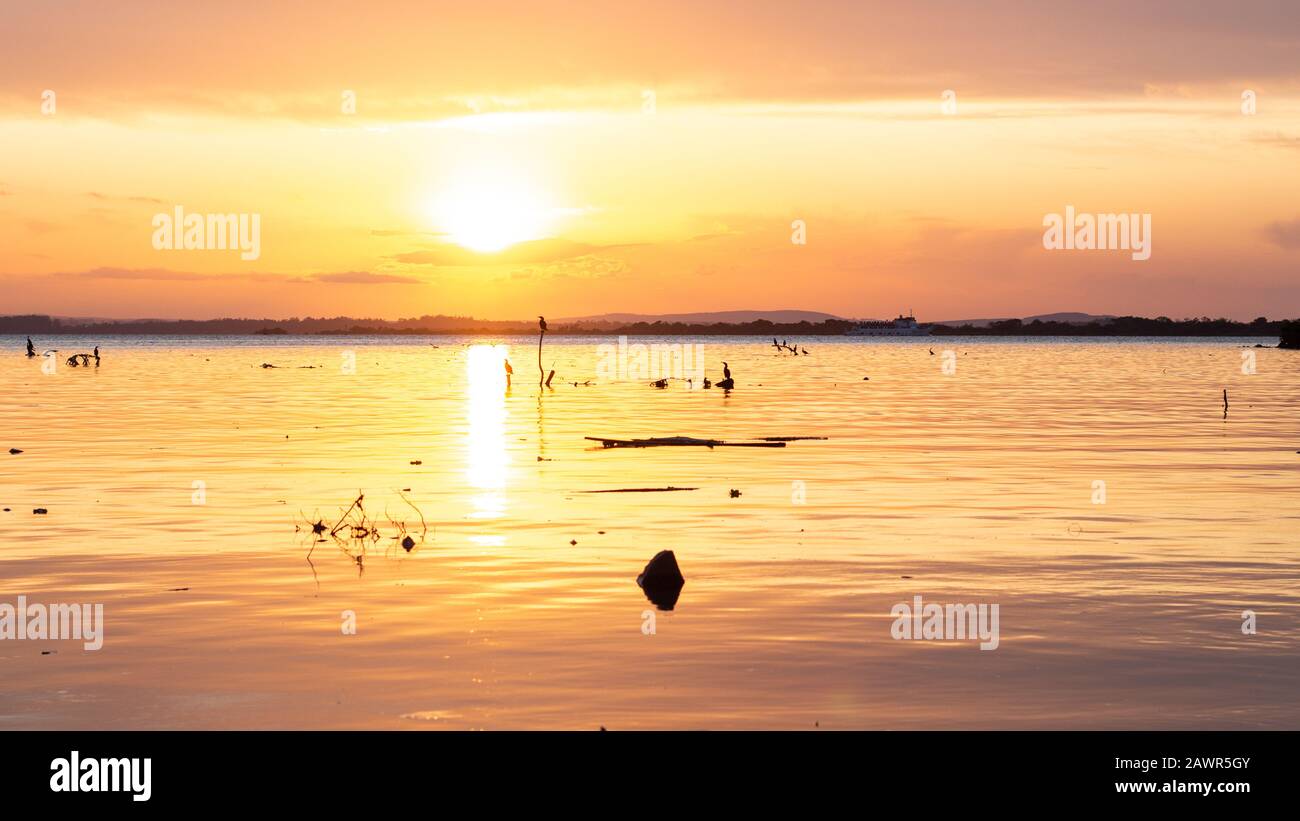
(537, 315, 548, 387)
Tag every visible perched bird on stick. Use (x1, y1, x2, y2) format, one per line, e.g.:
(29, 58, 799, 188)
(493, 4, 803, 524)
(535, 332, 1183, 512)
(716, 361, 735, 389)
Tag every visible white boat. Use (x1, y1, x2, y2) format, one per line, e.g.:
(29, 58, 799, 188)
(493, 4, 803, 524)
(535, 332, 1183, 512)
(845, 314, 932, 336)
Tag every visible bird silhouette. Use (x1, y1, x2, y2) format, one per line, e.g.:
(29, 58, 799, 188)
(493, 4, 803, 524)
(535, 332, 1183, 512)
(716, 362, 734, 389)
(538, 316, 548, 332)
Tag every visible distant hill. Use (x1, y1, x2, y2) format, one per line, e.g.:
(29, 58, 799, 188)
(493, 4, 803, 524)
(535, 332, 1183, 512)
(931, 312, 1115, 328)
(556, 310, 842, 327)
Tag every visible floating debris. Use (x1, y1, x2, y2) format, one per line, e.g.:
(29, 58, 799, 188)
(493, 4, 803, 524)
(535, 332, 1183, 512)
(582, 486, 699, 493)
(757, 436, 828, 442)
(729, 489, 742, 498)
(410, 460, 423, 465)
(586, 436, 785, 449)
(33, 508, 48, 514)
(8, 448, 21, 454)
(302, 489, 429, 567)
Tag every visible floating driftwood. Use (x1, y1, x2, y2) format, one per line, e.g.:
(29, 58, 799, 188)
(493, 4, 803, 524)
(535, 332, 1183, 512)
(585, 436, 786, 449)
(582, 486, 699, 493)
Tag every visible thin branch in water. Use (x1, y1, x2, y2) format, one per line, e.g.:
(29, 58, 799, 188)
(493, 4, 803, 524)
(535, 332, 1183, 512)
(329, 491, 365, 536)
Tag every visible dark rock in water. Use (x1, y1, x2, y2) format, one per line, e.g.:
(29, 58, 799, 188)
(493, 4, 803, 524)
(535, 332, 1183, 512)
(401, 535, 416, 551)
(637, 550, 685, 610)
(1279, 320, 1300, 350)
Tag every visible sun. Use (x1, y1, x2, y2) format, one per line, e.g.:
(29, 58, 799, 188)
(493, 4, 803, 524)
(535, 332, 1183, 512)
(432, 171, 554, 253)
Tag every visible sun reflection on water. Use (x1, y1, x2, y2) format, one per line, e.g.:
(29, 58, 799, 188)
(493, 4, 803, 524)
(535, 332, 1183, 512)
(465, 344, 511, 519)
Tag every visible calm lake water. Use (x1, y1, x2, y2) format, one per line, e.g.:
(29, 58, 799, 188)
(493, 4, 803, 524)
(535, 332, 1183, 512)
(1, 335, 1297, 729)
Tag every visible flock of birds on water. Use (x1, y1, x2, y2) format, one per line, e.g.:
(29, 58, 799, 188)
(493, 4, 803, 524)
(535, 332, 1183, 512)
(21, 316, 833, 387)
(24, 336, 101, 368)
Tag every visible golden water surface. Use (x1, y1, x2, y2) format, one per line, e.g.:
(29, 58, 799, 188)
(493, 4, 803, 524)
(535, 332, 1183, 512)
(1, 335, 1297, 728)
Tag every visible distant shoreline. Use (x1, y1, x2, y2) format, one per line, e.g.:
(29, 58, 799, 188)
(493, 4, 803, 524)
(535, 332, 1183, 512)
(4, 314, 1298, 342)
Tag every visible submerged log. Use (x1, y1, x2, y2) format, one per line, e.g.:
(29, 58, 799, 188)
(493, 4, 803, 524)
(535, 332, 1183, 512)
(582, 486, 699, 493)
(585, 436, 785, 449)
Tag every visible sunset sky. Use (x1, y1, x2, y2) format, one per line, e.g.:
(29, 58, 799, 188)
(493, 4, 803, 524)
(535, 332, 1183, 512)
(2, 1, 1299, 321)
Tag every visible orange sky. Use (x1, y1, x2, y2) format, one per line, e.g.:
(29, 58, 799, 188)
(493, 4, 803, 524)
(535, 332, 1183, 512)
(2, 1, 1299, 320)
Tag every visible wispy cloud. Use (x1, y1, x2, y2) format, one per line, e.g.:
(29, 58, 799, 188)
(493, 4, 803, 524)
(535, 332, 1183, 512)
(59, 267, 421, 284)
(87, 191, 167, 205)
(1263, 218, 1300, 249)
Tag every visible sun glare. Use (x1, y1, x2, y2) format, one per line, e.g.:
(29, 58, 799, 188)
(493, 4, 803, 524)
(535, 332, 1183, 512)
(433, 171, 554, 253)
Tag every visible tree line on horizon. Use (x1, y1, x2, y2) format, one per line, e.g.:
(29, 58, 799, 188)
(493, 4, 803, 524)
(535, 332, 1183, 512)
(1, 313, 1297, 341)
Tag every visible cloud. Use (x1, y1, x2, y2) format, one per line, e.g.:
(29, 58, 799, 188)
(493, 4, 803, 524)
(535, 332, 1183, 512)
(393, 237, 617, 266)
(5, 1, 1300, 121)
(1263, 218, 1300, 249)
(370, 228, 448, 238)
(508, 255, 630, 281)
(87, 191, 167, 205)
(301, 271, 422, 284)
(70, 267, 280, 282)
(56, 267, 420, 283)
(1250, 132, 1300, 150)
